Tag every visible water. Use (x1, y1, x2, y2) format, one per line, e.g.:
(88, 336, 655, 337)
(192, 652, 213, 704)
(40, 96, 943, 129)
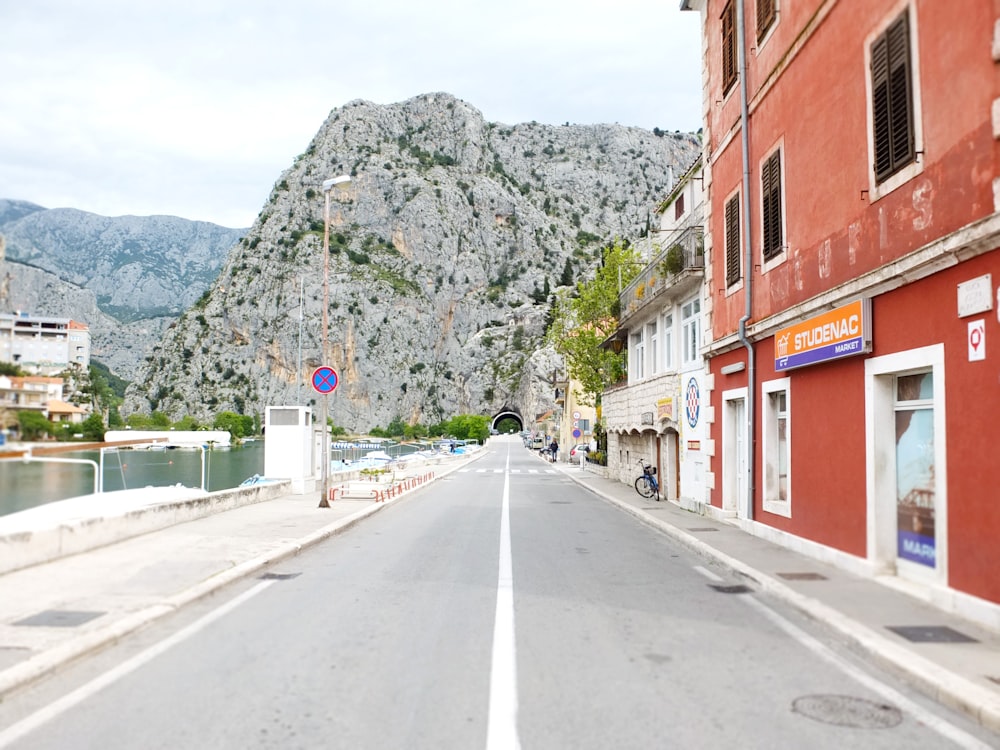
(0, 441, 264, 517)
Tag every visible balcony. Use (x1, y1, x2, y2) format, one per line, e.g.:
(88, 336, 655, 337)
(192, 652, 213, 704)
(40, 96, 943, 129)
(620, 226, 704, 325)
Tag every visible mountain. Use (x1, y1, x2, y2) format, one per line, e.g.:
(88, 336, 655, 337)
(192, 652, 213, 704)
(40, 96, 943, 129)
(121, 93, 700, 431)
(0, 200, 246, 380)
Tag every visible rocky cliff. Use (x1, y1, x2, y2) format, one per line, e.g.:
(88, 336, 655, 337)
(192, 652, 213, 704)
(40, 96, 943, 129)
(0, 199, 245, 381)
(122, 93, 700, 430)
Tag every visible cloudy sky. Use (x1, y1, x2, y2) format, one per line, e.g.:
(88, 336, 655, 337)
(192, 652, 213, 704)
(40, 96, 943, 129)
(1, 1, 702, 228)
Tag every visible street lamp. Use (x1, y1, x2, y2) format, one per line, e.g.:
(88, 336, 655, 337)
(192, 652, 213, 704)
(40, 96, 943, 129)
(319, 175, 351, 507)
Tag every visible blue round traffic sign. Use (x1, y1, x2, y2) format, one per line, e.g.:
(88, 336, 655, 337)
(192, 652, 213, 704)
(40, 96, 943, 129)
(312, 366, 339, 394)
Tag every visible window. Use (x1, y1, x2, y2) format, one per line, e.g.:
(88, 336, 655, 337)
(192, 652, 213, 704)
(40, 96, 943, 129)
(762, 378, 791, 516)
(871, 9, 914, 183)
(681, 298, 701, 366)
(722, 1, 737, 94)
(663, 314, 674, 371)
(761, 150, 783, 261)
(725, 194, 741, 287)
(674, 193, 685, 221)
(631, 330, 645, 380)
(647, 321, 659, 375)
(757, 0, 776, 42)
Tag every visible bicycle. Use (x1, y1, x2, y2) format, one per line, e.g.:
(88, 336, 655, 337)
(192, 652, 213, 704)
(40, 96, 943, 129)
(634, 459, 660, 500)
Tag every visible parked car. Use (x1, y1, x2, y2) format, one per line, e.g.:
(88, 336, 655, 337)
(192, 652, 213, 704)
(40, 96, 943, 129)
(569, 443, 590, 459)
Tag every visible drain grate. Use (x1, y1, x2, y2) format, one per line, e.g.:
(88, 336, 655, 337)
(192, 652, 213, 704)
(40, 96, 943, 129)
(259, 573, 302, 581)
(688, 527, 719, 532)
(886, 625, 978, 643)
(792, 694, 902, 729)
(709, 584, 752, 594)
(777, 572, 828, 581)
(14, 610, 105, 628)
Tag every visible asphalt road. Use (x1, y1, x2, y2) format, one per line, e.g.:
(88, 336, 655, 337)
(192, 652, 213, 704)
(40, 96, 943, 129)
(0, 438, 994, 749)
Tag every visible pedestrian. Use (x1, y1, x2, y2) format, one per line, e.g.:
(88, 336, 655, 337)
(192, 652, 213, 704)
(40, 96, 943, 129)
(549, 439, 559, 462)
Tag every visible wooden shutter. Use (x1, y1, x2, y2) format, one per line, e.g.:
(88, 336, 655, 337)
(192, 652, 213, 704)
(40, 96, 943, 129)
(722, 1, 737, 94)
(725, 195, 740, 287)
(757, 0, 776, 41)
(872, 10, 914, 182)
(762, 151, 783, 260)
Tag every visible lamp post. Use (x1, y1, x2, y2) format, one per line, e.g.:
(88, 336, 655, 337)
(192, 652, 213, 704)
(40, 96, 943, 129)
(319, 175, 351, 507)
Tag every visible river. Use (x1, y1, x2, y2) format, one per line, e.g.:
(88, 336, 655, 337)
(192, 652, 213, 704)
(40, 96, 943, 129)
(0, 441, 264, 518)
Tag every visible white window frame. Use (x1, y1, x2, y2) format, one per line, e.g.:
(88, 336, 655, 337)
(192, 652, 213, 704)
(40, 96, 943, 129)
(864, 4, 925, 203)
(663, 313, 674, 371)
(647, 320, 659, 375)
(631, 329, 645, 381)
(681, 298, 701, 368)
(865, 344, 947, 584)
(762, 377, 791, 517)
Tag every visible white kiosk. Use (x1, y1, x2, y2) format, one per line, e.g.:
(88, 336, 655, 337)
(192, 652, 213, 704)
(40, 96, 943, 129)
(264, 406, 315, 494)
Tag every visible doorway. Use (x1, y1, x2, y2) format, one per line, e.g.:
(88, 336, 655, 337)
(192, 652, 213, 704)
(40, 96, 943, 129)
(722, 388, 748, 517)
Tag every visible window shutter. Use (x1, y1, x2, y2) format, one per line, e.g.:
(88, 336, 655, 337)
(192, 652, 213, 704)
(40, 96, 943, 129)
(757, 0, 776, 41)
(725, 196, 740, 287)
(722, 1, 737, 94)
(871, 10, 913, 182)
(762, 151, 783, 260)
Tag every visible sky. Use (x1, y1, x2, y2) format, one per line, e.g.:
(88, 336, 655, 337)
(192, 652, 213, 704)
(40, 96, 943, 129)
(0, 1, 703, 228)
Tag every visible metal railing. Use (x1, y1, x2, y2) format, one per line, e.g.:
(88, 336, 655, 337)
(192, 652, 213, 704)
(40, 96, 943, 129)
(620, 225, 704, 317)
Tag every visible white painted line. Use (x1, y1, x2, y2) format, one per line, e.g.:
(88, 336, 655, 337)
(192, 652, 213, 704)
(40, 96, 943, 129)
(493, 469, 503, 473)
(0, 579, 276, 749)
(693, 565, 724, 582)
(742, 596, 994, 750)
(486, 454, 521, 750)
(528, 470, 538, 474)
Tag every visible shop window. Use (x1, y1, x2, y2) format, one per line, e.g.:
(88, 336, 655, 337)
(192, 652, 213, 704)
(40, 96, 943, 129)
(762, 378, 791, 516)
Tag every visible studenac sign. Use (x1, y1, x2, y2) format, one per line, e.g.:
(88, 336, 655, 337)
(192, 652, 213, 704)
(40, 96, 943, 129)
(773, 298, 872, 372)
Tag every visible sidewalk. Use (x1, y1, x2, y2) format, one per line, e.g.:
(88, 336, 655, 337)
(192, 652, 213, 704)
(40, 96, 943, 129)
(555, 458, 1000, 733)
(1, 452, 999, 736)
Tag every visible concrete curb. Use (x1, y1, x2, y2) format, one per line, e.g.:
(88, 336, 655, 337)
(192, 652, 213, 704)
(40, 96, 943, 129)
(563, 469, 1000, 734)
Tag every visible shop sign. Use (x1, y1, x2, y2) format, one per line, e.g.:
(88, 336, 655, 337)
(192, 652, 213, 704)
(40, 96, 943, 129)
(774, 299, 871, 372)
(657, 397, 673, 421)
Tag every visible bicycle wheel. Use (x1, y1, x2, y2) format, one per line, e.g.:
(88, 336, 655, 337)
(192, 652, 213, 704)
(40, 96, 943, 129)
(634, 475, 655, 498)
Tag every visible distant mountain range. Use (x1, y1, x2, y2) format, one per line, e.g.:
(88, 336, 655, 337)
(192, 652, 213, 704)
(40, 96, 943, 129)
(0, 199, 245, 380)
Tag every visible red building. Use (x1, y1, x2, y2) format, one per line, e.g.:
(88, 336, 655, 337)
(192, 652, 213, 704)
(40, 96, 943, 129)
(687, 0, 1000, 622)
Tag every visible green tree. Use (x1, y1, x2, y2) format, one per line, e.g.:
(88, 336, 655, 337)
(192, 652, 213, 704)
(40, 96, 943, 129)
(18, 410, 53, 440)
(80, 412, 105, 441)
(0, 362, 24, 377)
(213, 411, 253, 438)
(546, 238, 642, 405)
(172, 415, 201, 431)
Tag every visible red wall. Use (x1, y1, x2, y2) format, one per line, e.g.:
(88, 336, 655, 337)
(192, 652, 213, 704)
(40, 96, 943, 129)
(871, 251, 1000, 601)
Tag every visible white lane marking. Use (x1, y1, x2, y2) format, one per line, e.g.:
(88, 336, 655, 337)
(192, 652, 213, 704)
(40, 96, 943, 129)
(742, 596, 993, 750)
(486, 452, 521, 750)
(693, 565, 724, 582)
(0, 580, 276, 749)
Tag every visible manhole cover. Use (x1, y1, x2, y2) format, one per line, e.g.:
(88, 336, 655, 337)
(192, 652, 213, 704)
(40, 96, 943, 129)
(777, 572, 828, 581)
(14, 610, 105, 628)
(886, 625, 977, 643)
(792, 694, 902, 729)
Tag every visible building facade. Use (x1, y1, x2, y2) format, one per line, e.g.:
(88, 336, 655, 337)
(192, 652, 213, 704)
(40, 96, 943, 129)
(0, 313, 91, 375)
(602, 159, 709, 509)
(687, 0, 1000, 618)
